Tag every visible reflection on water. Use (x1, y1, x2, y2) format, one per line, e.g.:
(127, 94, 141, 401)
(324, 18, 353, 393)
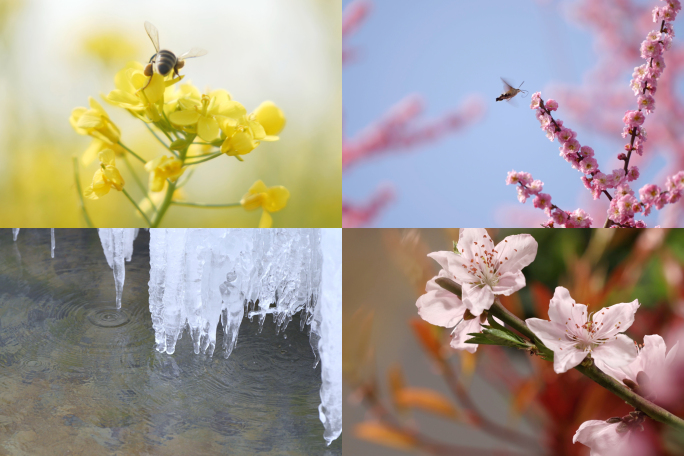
(0, 229, 341, 455)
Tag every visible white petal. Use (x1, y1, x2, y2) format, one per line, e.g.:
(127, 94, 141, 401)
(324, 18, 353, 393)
(525, 318, 568, 351)
(495, 233, 538, 275)
(548, 286, 589, 328)
(665, 340, 680, 366)
(416, 289, 465, 328)
(427, 251, 473, 283)
(456, 229, 491, 259)
(526, 318, 588, 372)
(462, 283, 494, 316)
(592, 299, 639, 339)
(450, 318, 482, 353)
(573, 421, 630, 455)
(640, 334, 668, 375)
(593, 334, 638, 370)
(491, 271, 525, 296)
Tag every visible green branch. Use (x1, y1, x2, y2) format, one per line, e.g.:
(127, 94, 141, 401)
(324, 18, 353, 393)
(117, 141, 146, 164)
(183, 151, 223, 166)
(72, 157, 93, 228)
(171, 201, 241, 208)
(122, 155, 157, 213)
(122, 188, 152, 227)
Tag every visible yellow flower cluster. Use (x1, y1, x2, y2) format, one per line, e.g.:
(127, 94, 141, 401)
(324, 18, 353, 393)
(70, 58, 290, 228)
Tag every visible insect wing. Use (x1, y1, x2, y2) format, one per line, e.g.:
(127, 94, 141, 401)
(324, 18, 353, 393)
(178, 47, 208, 60)
(144, 21, 160, 52)
(500, 77, 515, 92)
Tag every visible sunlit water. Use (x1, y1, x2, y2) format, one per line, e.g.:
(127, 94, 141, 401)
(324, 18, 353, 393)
(0, 229, 341, 455)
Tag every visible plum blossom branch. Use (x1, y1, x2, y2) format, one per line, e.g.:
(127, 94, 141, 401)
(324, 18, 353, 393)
(506, 0, 683, 228)
(481, 299, 684, 432)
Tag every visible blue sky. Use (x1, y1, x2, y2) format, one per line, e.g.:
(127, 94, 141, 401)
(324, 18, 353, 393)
(343, 0, 680, 227)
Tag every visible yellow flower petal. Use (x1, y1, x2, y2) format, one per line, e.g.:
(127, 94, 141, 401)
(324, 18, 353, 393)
(258, 210, 273, 228)
(263, 186, 290, 212)
(99, 149, 116, 166)
(240, 193, 264, 211)
(82, 138, 105, 166)
(89, 97, 107, 116)
(141, 73, 165, 104)
(248, 179, 268, 195)
(169, 110, 201, 126)
(229, 131, 258, 156)
(197, 116, 219, 142)
(248, 120, 266, 140)
(220, 101, 247, 119)
(76, 111, 104, 129)
(253, 101, 286, 136)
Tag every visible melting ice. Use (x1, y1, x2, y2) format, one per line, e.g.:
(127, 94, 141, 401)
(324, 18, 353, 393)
(9, 227, 342, 444)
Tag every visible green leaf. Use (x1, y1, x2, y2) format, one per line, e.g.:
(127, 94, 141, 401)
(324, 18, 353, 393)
(486, 313, 506, 332)
(452, 240, 459, 254)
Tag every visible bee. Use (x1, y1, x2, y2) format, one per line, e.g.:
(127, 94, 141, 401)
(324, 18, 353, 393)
(496, 78, 528, 102)
(141, 21, 207, 90)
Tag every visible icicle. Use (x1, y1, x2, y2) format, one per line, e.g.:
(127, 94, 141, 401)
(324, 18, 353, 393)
(50, 228, 55, 258)
(317, 229, 342, 445)
(12, 228, 19, 241)
(98, 228, 138, 309)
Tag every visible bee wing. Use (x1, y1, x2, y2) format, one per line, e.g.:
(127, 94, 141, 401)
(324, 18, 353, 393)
(178, 48, 208, 60)
(500, 77, 514, 92)
(144, 21, 160, 53)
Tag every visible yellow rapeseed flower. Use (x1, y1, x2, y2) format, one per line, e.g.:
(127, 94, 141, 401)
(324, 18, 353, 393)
(145, 155, 184, 192)
(103, 61, 181, 122)
(240, 180, 290, 228)
(84, 149, 125, 200)
(168, 90, 239, 142)
(69, 97, 124, 165)
(218, 100, 284, 157)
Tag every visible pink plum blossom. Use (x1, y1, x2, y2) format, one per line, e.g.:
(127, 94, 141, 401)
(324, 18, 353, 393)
(533, 193, 552, 214)
(579, 157, 599, 174)
(427, 229, 537, 316)
(623, 110, 646, 128)
(637, 95, 655, 114)
(567, 208, 593, 227)
(526, 287, 639, 374)
(545, 99, 559, 111)
(530, 92, 541, 109)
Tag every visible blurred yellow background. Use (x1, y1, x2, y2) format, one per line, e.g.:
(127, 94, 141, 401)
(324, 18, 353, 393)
(0, 0, 341, 227)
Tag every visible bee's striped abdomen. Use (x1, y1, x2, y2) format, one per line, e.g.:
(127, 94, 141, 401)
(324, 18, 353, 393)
(155, 49, 177, 76)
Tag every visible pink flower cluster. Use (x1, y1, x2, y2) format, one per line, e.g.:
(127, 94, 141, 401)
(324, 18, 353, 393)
(508, 0, 683, 228)
(505, 170, 593, 227)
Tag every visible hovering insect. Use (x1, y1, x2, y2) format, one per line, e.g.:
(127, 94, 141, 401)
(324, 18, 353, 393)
(496, 78, 528, 102)
(142, 21, 207, 89)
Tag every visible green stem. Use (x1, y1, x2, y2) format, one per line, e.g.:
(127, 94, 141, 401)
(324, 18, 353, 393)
(171, 201, 241, 208)
(484, 298, 684, 431)
(150, 134, 195, 227)
(151, 181, 176, 228)
(117, 141, 146, 164)
(121, 188, 152, 227)
(122, 155, 157, 213)
(143, 122, 178, 157)
(72, 157, 94, 228)
(183, 152, 223, 166)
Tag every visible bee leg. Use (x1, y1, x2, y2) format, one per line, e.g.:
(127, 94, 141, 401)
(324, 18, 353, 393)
(139, 75, 153, 93)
